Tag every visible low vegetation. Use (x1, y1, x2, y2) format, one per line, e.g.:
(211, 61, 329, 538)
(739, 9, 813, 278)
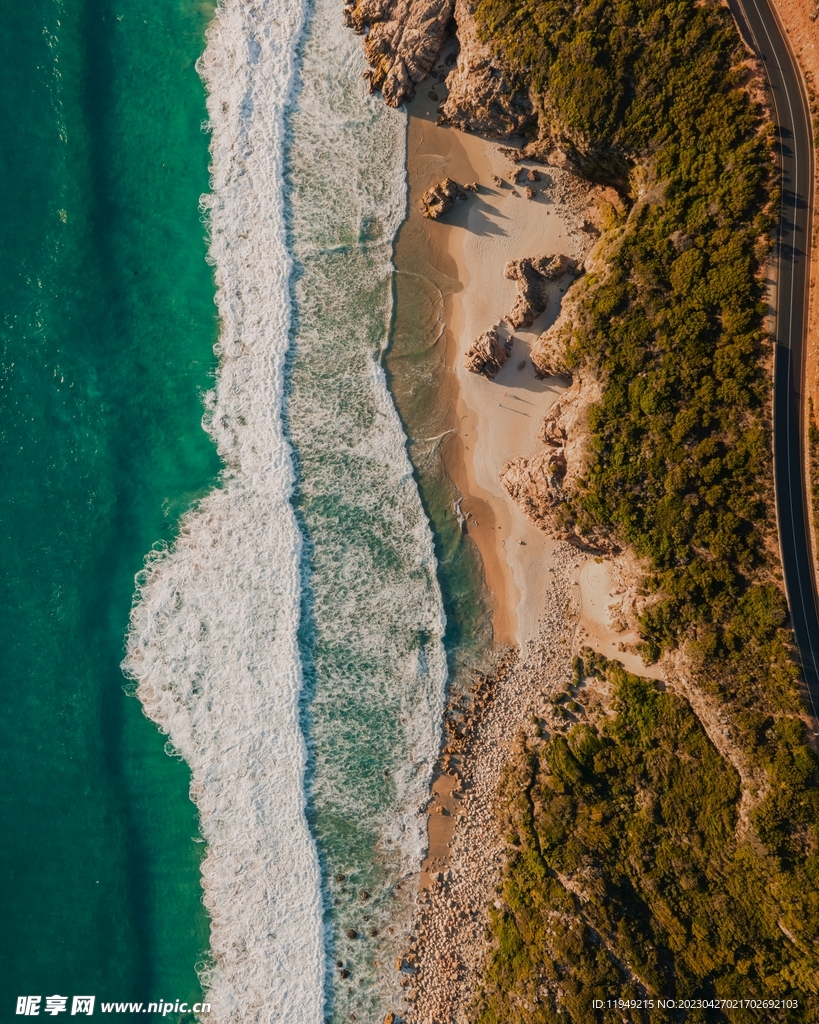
(468, 0, 819, 1016)
(480, 655, 819, 1023)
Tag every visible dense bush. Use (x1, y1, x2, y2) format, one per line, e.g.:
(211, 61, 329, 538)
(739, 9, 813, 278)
(469, 0, 819, 1016)
(476, 0, 793, 712)
(478, 659, 819, 1023)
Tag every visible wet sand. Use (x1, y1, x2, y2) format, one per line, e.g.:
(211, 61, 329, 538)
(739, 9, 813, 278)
(398, 90, 593, 651)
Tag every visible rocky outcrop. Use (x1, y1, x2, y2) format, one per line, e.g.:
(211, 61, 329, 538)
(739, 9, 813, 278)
(504, 254, 574, 329)
(500, 375, 611, 550)
(530, 277, 591, 377)
(419, 177, 466, 218)
(539, 403, 567, 449)
(531, 317, 572, 377)
(438, 0, 535, 137)
(345, 0, 638, 185)
(499, 450, 566, 529)
(343, 0, 455, 106)
(464, 327, 510, 377)
(500, 400, 572, 528)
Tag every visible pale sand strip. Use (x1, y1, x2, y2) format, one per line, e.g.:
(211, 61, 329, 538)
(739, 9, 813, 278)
(403, 96, 663, 913)
(403, 93, 593, 650)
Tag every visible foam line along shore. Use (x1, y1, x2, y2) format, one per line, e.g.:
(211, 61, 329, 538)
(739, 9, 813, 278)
(126, 0, 449, 1020)
(124, 3, 325, 1020)
(284, 0, 448, 1017)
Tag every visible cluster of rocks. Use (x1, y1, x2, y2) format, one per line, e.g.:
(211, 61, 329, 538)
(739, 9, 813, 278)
(401, 552, 579, 1024)
(343, 0, 454, 106)
(489, 166, 545, 201)
(463, 326, 511, 377)
(419, 177, 468, 219)
(504, 253, 575, 329)
(499, 449, 566, 528)
(342, 0, 585, 151)
(343, 0, 620, 175)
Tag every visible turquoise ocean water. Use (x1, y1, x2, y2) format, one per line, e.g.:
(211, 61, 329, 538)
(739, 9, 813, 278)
(2, 1, 492, 1021)
(0, 0, 217, 1016)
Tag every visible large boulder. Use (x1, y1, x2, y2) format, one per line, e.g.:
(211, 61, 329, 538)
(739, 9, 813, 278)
(499, 451, 565, 529)
(344, 0, 455, 107)
(464, 326, 510, 377)
(419, 177, 465, 219)
(504, 254, 575, 329)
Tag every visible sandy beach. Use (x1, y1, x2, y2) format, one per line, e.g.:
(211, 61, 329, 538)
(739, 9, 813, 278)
(398, 90, 593, 651)
(389, 72, 670, 1024)
(396, 86, 659, 671)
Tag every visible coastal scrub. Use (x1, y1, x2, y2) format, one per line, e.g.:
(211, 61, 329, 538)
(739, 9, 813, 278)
(480, 654, 819, 1023)
(467, 0, 819, 1016)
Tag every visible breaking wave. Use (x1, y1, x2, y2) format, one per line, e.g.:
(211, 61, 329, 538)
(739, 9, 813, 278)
(124, 1, 322, 1020)
(124, 0, 446, 1021)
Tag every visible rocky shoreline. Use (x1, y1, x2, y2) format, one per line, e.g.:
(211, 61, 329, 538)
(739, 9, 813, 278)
(389, 549, 578, 1024)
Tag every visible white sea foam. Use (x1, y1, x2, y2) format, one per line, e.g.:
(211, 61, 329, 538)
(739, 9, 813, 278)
(126, 0, 448, 1019)
(124, 2, 324, 1021)
(285, 3, 447, 1015)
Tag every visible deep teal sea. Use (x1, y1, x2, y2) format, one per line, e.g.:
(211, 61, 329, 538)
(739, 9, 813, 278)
(0, 2, 497, 1020)
(0, 0, 218, 1016)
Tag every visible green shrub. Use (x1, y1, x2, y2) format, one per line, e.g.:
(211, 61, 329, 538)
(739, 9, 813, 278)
(479, 664, 819, 1023)
(467, 0, 819, 1016)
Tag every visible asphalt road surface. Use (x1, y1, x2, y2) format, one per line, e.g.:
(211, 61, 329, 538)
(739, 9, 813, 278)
(726, 0, 819, 722)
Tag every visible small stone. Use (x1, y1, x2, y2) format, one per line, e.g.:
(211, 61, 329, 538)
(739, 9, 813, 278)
(346, 929, 358, 939)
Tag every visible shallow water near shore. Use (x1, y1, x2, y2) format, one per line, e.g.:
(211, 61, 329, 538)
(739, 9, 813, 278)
(285, 1, 452, 1017)
(386, 151, 495, 687)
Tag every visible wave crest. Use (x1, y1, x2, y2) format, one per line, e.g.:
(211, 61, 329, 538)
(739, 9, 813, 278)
(124, 2, 324, 1020)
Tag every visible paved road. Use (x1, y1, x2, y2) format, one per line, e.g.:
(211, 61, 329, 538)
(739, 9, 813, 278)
(726, 0, 819, 721)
